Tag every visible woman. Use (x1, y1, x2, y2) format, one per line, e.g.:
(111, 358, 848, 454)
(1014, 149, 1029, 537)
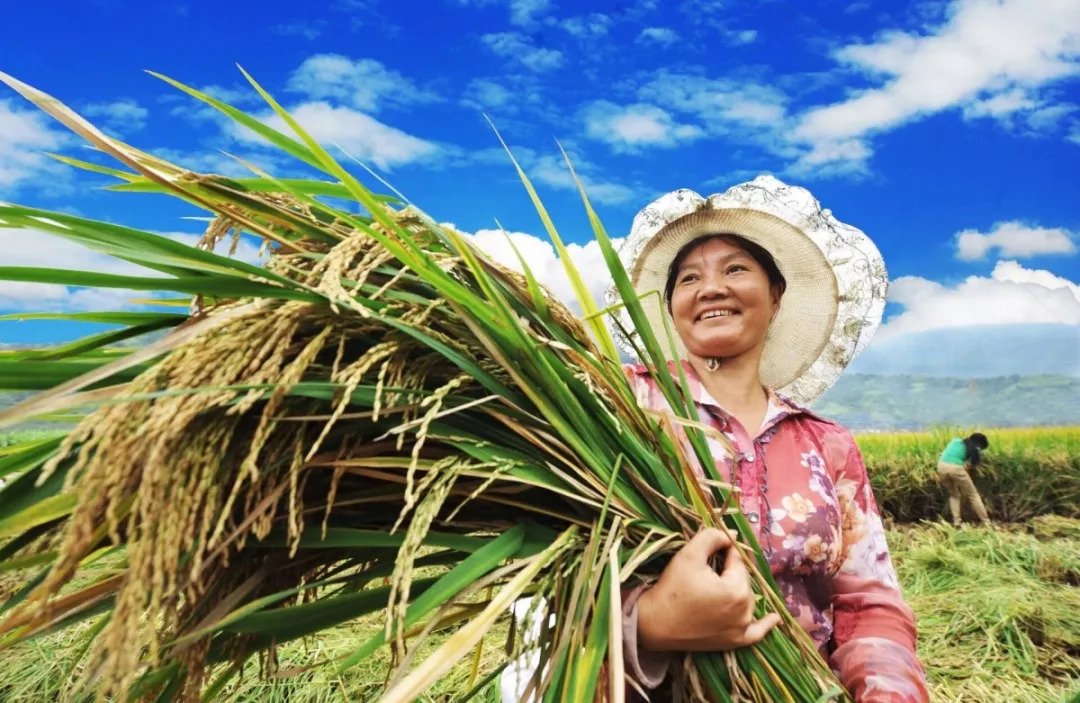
(610, 177, 928, 703)
(936, 432, 991, 527)
(501, 177, 928, 702)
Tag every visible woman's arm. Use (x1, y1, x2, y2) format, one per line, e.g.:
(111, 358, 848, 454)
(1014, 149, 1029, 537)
(829, 433, 930, 702)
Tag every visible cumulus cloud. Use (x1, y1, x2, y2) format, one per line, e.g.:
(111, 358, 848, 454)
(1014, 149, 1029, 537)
(0, 227, 263, 313)
(460, 227, 625, 313)
(528, 153, 638, 205)
(508, 0, 551, 26)
(82, 99, 149, 132)
(637, 27, 679, 46)
(273, 20, 325, 39)
(637, 72, 790, 130)
(286, 54, 439, 112)
(792, 0, 1080, 170)
(482, 32, 563, 72)
(879, 261, 1080, 340)
(582, 101, 705, 151)
(0, 98, 69, 194)
(560, 13, 611, 38)
(956, 221, 1077, 260)
(461, 78, 515, 111)
(727, 29, 758, 45)
(577, 71, 790, 157)
(471, 145, 639, 205)
(231, 101, 440, 170)
(453, 0, 553, 27)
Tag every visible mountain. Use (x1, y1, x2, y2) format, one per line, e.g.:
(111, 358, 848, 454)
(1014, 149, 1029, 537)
(811, 373, 1080, 431)
(849, 324, 1080, 378)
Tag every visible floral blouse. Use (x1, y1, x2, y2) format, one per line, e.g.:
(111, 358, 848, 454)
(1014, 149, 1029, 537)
(621, 362, 930, 703)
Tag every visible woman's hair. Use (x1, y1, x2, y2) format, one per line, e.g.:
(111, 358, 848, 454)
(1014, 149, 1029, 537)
(663, 233, 787, 312)
(963, 432, 989, 467)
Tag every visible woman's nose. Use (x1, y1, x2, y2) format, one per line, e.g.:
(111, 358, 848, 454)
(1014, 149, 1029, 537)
(696, 275, 728, 299)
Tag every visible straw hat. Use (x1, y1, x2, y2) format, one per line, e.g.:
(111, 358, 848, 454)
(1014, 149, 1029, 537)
(606, 175, 887, 406)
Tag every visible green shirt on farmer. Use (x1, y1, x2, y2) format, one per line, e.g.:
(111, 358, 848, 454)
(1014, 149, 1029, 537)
(939, 438, 967, 466)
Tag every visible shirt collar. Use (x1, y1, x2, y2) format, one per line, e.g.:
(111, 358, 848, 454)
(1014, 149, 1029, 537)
(666, 359, 820, 436)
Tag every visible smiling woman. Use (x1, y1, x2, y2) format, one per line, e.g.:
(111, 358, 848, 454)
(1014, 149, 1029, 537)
(608, 179, 929, 702)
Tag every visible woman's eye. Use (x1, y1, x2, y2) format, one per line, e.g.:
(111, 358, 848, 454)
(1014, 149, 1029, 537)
(679, 273, 698, 284)
(727, 265, 747, 274)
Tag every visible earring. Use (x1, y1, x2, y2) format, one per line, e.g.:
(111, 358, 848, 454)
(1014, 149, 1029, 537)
(705, 357, 719, 372)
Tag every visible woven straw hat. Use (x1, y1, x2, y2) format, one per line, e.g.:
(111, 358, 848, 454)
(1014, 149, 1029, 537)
(606, 175, 888, 405)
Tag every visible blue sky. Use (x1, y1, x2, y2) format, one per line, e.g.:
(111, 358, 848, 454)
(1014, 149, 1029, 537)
(1, 0, 1078, 373)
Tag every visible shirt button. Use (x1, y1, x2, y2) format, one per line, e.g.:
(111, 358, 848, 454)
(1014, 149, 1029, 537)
(747, 512, 759, 523)
(745, 452, 756, 461)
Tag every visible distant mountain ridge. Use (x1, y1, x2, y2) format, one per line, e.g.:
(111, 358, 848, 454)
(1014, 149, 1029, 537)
(812, 373, 1080, 431)
(850, 324, 1079, 378)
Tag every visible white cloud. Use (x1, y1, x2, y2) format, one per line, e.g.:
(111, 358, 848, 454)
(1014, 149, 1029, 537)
(637, 27, 679, 46)
(286, 54, 439, 112)
(1024, 104, 1076, 132)
(956, 221, 1077, 260)
(482, 32, 563, 72)
(458, 226, 625, 313)
(469, 145, 639, 205)
(961, 92, 1078, 133)
(274, 20, 325, 39)
(792, 0, 1080, 170)
(787, 139, 873, 178)
(0, 98, 69, 195)
(82, 99, 149, 132)
(529, 153, 637, 205)
(231, 101, 439, 170)
(879, 260, 1080, 339)
(560, 13, 611, 38)
(637, 72, 790, 129)
(727, 29, 758, 45)
(960, 88, 1039, 121)
(453, 0, 553, 26)
(582, 101, 705, 151)
(149, 148, 289, 179)
(163, 84, 261, 124)
(0, 227, 263, 313)
(509, 0, 550, 26)
(462, 78, 515, 111)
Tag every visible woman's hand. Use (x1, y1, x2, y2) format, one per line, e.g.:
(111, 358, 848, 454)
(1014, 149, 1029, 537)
(637, 528, 783, 652)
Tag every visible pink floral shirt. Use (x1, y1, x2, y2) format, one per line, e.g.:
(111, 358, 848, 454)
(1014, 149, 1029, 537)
(621, 362, 929, 703)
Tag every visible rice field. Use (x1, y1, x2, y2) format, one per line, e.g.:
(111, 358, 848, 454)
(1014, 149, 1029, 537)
(2, 426, 1078, 701)
(859, 426, 1080, 523)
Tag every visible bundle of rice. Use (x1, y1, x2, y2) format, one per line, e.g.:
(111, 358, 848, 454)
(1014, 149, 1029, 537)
(0, 70, 847, 702)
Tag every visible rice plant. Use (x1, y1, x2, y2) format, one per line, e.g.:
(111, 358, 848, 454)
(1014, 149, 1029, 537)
(0, 70, 847, 702)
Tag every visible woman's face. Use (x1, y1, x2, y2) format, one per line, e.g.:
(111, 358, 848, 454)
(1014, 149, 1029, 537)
(669, 237, 781, 362)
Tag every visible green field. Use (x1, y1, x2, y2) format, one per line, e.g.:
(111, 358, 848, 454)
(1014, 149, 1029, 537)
(1, 427, 1078, 702)
(861, 426, 1080, 523)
